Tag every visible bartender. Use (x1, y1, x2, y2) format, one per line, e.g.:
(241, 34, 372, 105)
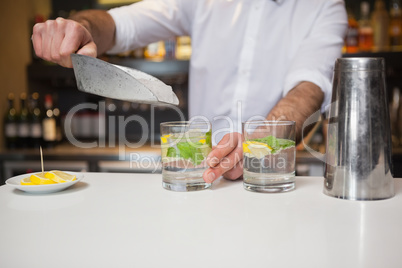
(31, 0, 347, 183)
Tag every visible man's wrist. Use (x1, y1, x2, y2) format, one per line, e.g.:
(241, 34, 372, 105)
(79, 19, 92, 33)
(266, 82, 324, 143)
(68, 14, 92, 34)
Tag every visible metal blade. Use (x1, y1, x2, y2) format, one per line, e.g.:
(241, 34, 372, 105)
(71, 54, 179, 105)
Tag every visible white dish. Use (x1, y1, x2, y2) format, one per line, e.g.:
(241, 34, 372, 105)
(5, 171, 84, 194)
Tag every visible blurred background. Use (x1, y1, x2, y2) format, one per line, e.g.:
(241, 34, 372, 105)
(0, 0, 401, 181)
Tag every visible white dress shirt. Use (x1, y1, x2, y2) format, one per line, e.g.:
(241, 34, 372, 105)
(108, 0, 347, 143)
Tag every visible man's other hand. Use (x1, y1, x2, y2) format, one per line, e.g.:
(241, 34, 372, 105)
(203, 132, 243, 183)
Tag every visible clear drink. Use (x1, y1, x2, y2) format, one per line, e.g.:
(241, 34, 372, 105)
(242, 121, 296, 193)
(243, 146, 295, 192)
(160, 121, 212, 191)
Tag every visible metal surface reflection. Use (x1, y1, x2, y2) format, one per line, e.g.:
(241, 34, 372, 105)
(324, 57, 394, 200)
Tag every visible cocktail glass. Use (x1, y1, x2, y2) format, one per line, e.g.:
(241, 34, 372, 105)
(242, 120, 296, 193)
(160, 121, 212, 191)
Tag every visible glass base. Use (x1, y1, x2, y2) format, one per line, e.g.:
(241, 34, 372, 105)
(243, 181, 295, 193)
(162, 181, 211, 192)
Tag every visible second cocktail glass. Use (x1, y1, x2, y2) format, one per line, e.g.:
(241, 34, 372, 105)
(242, 120, 296, 193)
(160, 121, 212, 191)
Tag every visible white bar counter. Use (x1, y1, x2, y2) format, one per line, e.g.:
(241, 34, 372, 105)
(1, 174, 402, 268)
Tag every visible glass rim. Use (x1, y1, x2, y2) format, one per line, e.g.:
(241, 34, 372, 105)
(242, 120, 295, 126)
(160, 121, 211, 127)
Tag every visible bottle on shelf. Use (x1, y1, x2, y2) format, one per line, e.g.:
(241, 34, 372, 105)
(164, 38, 176, 60)
(389, 0, 402, 50)
(3, 93, 18, 149)
(17, 93, 29, 149)
(391, 87, 401, 147)
(344, 8, 359, 53)
(42, 94, 57, 148)
(176, 36, 192, 60)
(372, 0, 390, 52)
(358, 2, 374, 52)
(28, 92, 42, 148)
(52, 94, 62, 144)
(144, 41, 166, 61)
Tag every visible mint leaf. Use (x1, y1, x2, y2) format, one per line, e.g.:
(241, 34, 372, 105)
(253, 135, 279, 149)
(192, 149, 205, 166)
(205, 130, 212, 146)
(266, 136, 279, 149)
(177, 142, 194, 160)
(251, 135, 294, 154)
(176, 141, 207, 165)
(167, 147, 177, 157)
(277, 138, 295, 149)
(190, 141, 206, 165)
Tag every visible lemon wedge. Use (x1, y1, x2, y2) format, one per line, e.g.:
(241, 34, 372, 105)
(243, 141, 272, 158)
(243, 143, 251, 154)
(30, 173, 56, 185)
(20, 177, 35, 185)
(160, 134, 171, 144)
(45, 170, 76, 183)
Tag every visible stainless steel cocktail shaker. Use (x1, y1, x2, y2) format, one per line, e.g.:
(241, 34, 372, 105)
(324, 58, 394, 200)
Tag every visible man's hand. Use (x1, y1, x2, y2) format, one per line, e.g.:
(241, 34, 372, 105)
(201, 81, 324, 184)
(32, 10, 115, 68)
(32, 18, 97, 68)
(203, 132, 243, 183)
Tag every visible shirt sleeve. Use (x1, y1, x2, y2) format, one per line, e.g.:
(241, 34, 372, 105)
(282, 0, 348, 112)
(107, 0, 194, 54)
